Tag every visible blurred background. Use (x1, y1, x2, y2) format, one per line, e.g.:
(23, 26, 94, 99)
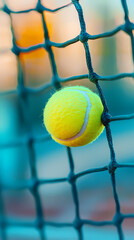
(0, 0, 134, 239)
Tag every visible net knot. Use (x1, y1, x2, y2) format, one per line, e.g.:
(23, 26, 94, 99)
(12, 44, 20, 56)
(52, 76, 61, 90)
(28, 134, 34, 145)
(36, 2, 43, 13)
(36, 218, 44, 229)
(124, 20, 133, 34)
(30, 179, 39, 193)
(2, 5, 10, 14)
(101, 111, 111, 126)
(113, 213, 123, 226)
(73, 218, 82, 229)
(79, 31, 89, 43)
(68, 172, 75, 184)
(45, 41, 51, 52)
(108, 161, 117, 174)
(17, 85, 26, 97)
(89, 72, 99, 83)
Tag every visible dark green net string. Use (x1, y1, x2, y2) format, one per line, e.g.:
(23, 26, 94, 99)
(0, 0, 134, 239)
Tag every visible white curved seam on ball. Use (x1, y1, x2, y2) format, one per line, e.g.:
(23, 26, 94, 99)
(55, 90, 91, 142)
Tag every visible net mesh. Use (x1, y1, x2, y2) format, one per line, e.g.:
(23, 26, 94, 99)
(0, 0, 134, 239)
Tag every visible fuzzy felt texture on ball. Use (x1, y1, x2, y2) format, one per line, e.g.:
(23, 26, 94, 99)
(43, 86, 104, 147)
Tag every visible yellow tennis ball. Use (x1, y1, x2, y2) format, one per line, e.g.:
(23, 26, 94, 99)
(43, 86, 104, 147)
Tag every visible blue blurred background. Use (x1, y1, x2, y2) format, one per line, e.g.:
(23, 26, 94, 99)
(0, 0, 134, 239)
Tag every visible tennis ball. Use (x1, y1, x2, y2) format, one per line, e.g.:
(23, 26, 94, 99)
(43, 86, 104, 147)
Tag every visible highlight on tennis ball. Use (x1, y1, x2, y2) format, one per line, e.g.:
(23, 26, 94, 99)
(43, 86, 104, 147)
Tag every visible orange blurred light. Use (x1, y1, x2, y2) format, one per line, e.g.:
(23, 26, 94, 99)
(11, 11, 52, 86)
(12, 11, 45, 48)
